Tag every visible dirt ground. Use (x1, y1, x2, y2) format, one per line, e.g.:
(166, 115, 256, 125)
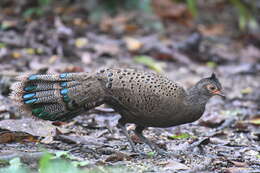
(0, 1, 259, 172)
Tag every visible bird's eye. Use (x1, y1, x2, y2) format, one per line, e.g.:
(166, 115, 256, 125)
(210, 86, 215, 90)
(207, 84, 216, 91)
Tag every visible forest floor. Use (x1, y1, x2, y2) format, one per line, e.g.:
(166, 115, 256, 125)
(0, 1, 259, 173)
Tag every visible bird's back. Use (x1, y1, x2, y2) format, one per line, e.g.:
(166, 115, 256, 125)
(96, 68, 186, 126)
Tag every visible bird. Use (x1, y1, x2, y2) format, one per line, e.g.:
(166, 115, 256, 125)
(10, 68, 224, 154)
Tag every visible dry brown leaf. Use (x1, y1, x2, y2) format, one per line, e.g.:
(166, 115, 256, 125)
(99, 14, 133, 33)
(0, 131, 38, 144)
(131, 134, 142, 144)
(152, 0, 192, 26)
(233, 121, 248, 130)
(152, 0, 187, 18)
(0, 118, 69, 137)
(61, 65, 84, 72)
(199, 113, 225, 128)
(1, 20, 18, 29)
(105, 152, 131, 162)
(124, 24, 138, 33)
(73, 18, 87, 27)
(198, 24, 225, 36)
(230, 161, 248, 167)
(12, 52, 22, 59)
(124, 37, 143, 52)
(52, 121, 69, 126)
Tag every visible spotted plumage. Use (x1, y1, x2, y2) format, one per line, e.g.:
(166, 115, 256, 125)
(10, 68, 224, 153)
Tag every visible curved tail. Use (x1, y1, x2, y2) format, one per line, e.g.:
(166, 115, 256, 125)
(10, 72, 105, 121)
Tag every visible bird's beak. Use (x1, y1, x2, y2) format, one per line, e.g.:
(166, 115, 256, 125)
(213, 90, 225, 98)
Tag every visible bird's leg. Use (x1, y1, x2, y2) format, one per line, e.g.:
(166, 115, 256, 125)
(134, 125, 166, 155)
(117, 119, 137, 153)
(134, 126, 156, 151)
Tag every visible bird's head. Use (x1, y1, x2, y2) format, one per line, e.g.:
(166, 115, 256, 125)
(195, 73, 225, 98)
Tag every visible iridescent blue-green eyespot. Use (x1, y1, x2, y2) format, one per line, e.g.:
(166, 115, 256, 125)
(60, 88, 69, 95)
(24, 85, 37, 92)
(32, 108, 44, 115)
(60, 82, 67, 87)
(28, 74, 38, 80)
(24, 98, 37, 104)
(63, 95, 70, 102)
(38, 111, 49, 118)
(60, 73, 68, 78)
(23, 93, 36, 99)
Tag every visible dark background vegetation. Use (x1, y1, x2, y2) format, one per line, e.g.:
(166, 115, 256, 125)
(0, 0, 259, 173)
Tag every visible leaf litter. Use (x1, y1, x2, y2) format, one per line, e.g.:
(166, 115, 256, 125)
(0, 0, 260, 172)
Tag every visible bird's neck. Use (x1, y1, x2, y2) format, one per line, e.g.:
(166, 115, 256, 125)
(186, 86, 210, 104)
(183, 86, 210, 120)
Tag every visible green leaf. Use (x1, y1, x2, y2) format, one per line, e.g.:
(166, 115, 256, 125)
(186, 0, 198, 17)
(38, 0, 51, 6)
(137, 0, 152, 13)
(40, 153, 83, 173)
(146, 151, 156, 158)
(206, 61, 217, 68)
(23, 8, 43, 17)
(25, 48, 36, 55)
(168, 133, 191, 140)
(240, 87, 253, 94)
(0, 43, 6, 48)
(239, 15, 247, 30)
(39, 152, 54, 173)
(221, 109, 243, 117)
(229, 0, 253, 30)
(0, 152, 88, 173)
(41, 159, 82, 173)
(134, 55, 165, 73)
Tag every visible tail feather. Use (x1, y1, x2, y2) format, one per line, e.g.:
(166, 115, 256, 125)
(10, 72, 105, 121)
(16, 72, 87, 82)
